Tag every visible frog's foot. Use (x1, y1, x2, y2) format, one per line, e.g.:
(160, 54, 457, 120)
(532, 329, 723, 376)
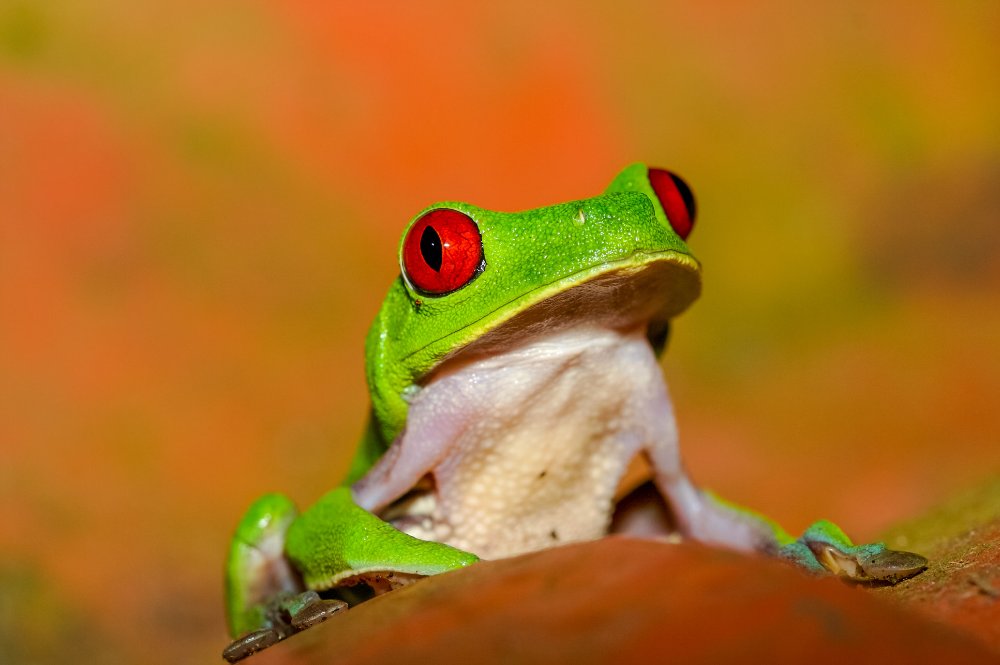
(222, 590, 347, 663)
(781, 519, 928, 584)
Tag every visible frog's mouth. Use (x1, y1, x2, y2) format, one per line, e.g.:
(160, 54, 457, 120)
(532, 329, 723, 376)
(424, 250, 701, 377)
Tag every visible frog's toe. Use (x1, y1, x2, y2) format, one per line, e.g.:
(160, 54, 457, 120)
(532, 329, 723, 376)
(807, 540, 928, 584)
(287, 590, 348, 630)
(290, 598, 347, 629)
(222, 628, 280, 664)
(222, 589, 350, 662)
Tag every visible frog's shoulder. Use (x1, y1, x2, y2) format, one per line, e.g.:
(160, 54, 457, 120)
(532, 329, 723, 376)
(365, 277, 412, 445)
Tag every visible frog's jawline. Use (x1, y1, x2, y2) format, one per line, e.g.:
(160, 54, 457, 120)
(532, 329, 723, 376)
(423, 255, 698, 381)
(352, 261, 728, 560)
(401, 249, 700, 366)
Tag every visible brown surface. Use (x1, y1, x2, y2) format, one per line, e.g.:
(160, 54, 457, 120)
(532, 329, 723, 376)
(247, 538, 995, 665)
(875, 478, 1000, 652)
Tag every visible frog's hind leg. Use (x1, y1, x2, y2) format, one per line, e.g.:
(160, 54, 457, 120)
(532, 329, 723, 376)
(649, 444, 926, 582)
(225, 493, 301, 637)
(223, 493, 346, 662)
(639, 378, 926, 583)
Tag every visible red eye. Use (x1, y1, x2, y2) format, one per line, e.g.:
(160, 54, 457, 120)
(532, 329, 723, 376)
(402, 208, 484, 295)
(648, 168, 696, 240)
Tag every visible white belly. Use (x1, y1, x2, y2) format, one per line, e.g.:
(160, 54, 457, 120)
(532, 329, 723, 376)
(378, 325, 677, 559)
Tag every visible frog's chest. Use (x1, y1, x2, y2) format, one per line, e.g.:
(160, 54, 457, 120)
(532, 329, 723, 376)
(386, 326, 672, 559)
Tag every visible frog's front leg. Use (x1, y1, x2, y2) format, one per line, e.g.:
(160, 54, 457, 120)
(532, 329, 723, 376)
(223, 488, 477, 662)
(285, 487, 478, 590)
(641, 387, 926, 583)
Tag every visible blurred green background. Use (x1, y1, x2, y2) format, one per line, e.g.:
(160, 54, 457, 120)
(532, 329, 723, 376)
(1, 2, 998, 663)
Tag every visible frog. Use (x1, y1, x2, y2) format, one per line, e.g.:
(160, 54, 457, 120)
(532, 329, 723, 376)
(222, 163, 927, 662)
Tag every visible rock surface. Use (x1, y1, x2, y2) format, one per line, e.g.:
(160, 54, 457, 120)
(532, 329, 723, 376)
(246, 535, 996, 665)
(875, 477, 1000, 652)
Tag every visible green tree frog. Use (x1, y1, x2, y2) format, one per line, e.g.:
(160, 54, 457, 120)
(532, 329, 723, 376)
(222, 164, 927, 661)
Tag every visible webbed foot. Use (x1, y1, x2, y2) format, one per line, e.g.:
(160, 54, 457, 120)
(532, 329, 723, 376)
(781, 519, 927, 584)
(222, 590, 347, 663)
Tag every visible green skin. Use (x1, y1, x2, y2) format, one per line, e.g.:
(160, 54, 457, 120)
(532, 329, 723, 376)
(224, 164, 926, 645)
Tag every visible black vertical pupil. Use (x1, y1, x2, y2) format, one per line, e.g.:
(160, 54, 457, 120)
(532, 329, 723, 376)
(420, 225, 443, 272)
(669, 172, 697, 222)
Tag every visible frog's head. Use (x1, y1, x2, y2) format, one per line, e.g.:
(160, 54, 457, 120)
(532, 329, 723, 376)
(365, 163, 701, 444)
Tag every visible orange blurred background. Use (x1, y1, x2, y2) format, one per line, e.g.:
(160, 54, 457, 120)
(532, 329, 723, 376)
(1, 2, 998, 663)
